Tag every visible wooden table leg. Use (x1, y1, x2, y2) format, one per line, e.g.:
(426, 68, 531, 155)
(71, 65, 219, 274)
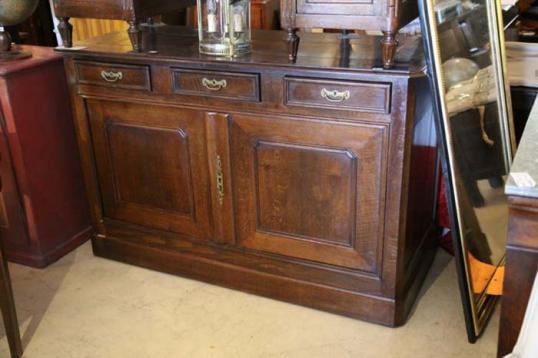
(0, 165, 22, 357)
(0, 245, 22, 358)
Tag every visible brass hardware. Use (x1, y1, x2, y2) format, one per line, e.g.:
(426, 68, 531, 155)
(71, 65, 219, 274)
(100, 70, 123, 83)
(321, 88, 351, 103)
(216, 155, 225, 205)
(202, 78, 227, 91)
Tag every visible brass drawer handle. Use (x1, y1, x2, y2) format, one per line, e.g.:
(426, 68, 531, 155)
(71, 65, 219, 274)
(321, 88, 351, 103)
(101, 70, 123, 83)
(216, 155, 225, 206)
(202, 78, 227, 91)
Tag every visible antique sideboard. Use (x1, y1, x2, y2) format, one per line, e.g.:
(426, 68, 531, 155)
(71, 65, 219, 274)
(56, 26, 440, 325)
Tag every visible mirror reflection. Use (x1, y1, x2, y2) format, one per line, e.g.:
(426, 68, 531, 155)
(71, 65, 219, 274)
(421, 0, 515, 340)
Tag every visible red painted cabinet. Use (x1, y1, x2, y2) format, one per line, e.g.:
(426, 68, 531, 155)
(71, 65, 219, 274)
(0, 46, 92, 268)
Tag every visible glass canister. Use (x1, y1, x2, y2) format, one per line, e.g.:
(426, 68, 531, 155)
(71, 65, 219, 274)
(197, 0, 251, 56)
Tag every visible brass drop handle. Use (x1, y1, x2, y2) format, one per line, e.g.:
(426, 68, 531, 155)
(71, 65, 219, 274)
(101, 70, 123, 83)
(321, 88, 351, 103)
(202, 78, 227, 91)
(215, 155, 225, 206)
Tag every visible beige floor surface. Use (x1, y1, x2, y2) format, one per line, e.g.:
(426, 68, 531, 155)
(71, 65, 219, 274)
(0, 243, 500, 358)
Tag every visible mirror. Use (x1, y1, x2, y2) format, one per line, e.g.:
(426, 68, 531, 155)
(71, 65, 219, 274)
(418, 0, 516, 342)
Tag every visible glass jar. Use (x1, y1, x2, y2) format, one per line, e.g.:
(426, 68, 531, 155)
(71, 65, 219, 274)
(197, 0, 251, 57)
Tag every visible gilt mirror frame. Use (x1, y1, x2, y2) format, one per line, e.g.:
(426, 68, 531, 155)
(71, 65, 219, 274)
(418, 0, 516, 342)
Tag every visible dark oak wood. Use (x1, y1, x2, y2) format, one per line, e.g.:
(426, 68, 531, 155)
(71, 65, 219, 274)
(284, 77, 391, 113)
(0, 46, 92, 268)
(280, 0, 418, 68)
(498, 196, 538, 357)
(75, 61, 151, 91)
(57, 27, 439, 326)
(171, 68, 260, 102)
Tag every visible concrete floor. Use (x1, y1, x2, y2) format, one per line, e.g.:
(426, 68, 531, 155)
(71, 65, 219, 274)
(0, 243, 500, 357)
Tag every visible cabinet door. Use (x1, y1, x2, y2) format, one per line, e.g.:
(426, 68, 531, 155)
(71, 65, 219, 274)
(87, 100, 212, 240)
(230, 114, 389, 273)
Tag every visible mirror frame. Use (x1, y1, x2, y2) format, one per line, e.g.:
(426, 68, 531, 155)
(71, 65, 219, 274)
(418, 0, 516, 342)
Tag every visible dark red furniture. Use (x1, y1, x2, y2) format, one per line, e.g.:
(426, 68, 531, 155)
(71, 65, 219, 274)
(0, 45, 92, 268)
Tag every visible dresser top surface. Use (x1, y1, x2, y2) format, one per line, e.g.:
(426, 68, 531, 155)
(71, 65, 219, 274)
(56, 26, 425, 75)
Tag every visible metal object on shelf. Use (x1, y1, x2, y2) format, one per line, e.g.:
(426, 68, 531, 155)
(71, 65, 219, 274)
(0, 0, 39, 61)
(197, 0, 251, 57)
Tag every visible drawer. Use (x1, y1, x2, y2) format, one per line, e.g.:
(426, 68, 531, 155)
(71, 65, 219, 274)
(171, 68, 260, 102)
(296, 0, 377, 16)
(284, 77, 391, 114)
(75, 61, 151, 91)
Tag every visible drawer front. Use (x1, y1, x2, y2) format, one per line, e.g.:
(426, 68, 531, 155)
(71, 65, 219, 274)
(296, 0, 380, 16)
(75, 61, 151, 91)
(284, 77, 391, 114)
(172, 69, 260, 102)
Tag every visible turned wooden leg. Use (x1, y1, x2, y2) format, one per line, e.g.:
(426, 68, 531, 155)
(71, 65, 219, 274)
(287, 28, 300, 63)
(128, 19, 143, 52)
(0, 228, 22, 358)
(57, 17, 73, 48)
(381, 31, 398, 69)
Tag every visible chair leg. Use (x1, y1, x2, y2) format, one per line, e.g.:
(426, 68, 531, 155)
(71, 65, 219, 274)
(0, 248, 22, 358)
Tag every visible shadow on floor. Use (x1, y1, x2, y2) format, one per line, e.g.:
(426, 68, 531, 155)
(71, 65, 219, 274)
(406, 248, 453, 320)
(0, 249, 77, 350)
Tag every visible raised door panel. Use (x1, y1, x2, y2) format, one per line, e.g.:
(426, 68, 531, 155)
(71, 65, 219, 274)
(86, 100, 212, 240)
(230, 114, 388, 273)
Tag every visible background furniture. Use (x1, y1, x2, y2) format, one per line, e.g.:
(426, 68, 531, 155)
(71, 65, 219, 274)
(0, 170, 22, 358)
(499, 99, 538, 357)
(280, 0, 418, 67)
(505, 274, 538, 358)
(56, 26, 440, 326)
(5, 0, 57, 47)
(0, 46, 92, 268)
(51, 0, 196, 50)
(510, 86, 537, 143)
(0, 235, 22, 358)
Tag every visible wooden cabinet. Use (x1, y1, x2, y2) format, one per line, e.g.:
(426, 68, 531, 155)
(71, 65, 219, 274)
(230, 113, 387, 272)
(0, 46, 91, 267)
(280, 0, 418, 68)
(86, 100, 213, 239)
(57, 27, 439, 326)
